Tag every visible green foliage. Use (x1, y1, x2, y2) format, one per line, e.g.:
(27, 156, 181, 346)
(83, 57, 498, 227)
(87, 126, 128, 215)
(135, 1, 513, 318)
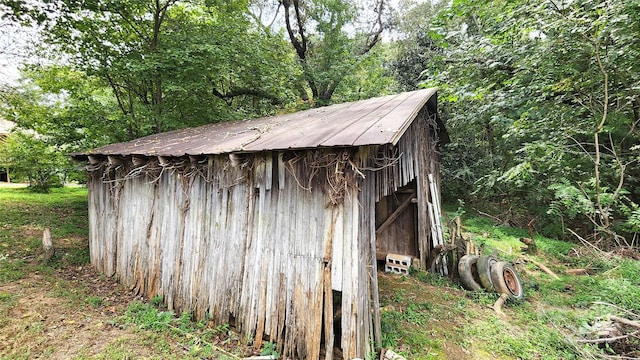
(151, 295, 164, 307)
(276, 0, 396, 106)
(120, 301, 176, 332)
(86, 296, 104, 307)
(260, 341, 279, 359)
(0, 187, 88, 284)
(393, 0, 640, 242)
(0, 133, 72, 192)
(116, 300, 243, 358)
(7, 0, 297, 145)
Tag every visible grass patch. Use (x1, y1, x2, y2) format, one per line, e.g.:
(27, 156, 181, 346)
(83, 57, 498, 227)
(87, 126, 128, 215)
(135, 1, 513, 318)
(463, 216, 575, 261)
(446, 212, 640, 359)
(0, 259, 27, 283)
(115, 300, 247, 359)
(0, 186, 89, 275)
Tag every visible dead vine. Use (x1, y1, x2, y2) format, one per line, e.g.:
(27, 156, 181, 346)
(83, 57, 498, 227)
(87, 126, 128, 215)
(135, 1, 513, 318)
(285, 149, 365, 205)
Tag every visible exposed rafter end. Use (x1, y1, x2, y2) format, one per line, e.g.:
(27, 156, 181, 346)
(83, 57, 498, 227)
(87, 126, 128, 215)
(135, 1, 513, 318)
(132, 155, 147, 166)
(158, 156, 170, 166)
(108, 155, 124, 166)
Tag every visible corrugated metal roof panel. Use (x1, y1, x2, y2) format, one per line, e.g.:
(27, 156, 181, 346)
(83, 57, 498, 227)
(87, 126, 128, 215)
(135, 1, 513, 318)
(82, 88, 437, 157)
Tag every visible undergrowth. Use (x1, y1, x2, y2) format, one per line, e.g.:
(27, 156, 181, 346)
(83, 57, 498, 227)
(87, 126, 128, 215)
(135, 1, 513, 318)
(116, 299, 249, 359)
(377, 209, 640, 359)
(2, 186, 640, 359)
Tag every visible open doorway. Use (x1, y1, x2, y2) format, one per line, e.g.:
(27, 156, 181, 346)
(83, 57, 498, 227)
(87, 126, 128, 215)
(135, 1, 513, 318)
(374, 180, 418, 264)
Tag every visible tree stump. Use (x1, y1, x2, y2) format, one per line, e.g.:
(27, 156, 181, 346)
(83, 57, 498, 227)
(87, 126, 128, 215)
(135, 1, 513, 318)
(42, 228, 54, 262)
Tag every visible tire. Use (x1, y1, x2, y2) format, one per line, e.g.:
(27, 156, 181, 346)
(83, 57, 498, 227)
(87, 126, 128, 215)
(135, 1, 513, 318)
(477, 255, 498, 291)
(490, 261, 524, 299)
(458, 255, 483, 291)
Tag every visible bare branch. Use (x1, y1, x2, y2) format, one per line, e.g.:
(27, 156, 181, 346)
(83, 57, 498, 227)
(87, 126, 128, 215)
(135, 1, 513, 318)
(358, 0, 385, 55)
(281, 0, 307, 59)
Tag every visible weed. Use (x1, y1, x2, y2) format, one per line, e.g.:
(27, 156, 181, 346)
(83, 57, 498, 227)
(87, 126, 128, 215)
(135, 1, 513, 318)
(0, 292, 18, 325)
(410, 267, 451, 287)
(0, 292, 16, 304)
(86, 296, 103, 307)
(120, 301, 175, 332)
(214, 322, 231, 335)
(392, 288, 407, 302)
(0, 259, 26, 282)
(64, 248, 90, 266)
(151, 294, 164, 307)
(404, 303, 430, 325)
(260, 341, 280, 359)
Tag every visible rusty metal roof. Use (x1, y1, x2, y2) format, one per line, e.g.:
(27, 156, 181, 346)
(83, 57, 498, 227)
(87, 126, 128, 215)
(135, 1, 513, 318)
(80, 88, 438, 157)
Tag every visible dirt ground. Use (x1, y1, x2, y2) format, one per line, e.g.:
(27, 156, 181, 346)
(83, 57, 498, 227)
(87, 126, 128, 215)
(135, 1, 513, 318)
(1, 265, 483, 359)
(0, 266, 171, 359)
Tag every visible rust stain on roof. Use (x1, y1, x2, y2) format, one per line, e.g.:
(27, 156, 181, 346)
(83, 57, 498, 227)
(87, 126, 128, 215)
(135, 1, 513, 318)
(81, 88, 437, 157)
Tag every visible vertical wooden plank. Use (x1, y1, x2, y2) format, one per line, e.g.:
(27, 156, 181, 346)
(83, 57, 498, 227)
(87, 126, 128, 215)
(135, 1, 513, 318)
(331, 204, 344, 291)
(308, 189, 324, 360)
(415, 115, 431, 270)
(322, 205, 336, 360)
(265, 152, 273, 191)
(363, 176, 382, 347)
(323, 264, 334, 360)
(252, 174, 272, 349)
(146, 181, 162, 299)
(341, 189, 359, 359)
(278, 152, 285, 190)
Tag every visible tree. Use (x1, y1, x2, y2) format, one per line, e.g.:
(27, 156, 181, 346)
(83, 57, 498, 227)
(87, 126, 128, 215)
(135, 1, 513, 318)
(3, 66, 118, 147)
(409, 0, 640, 243)
(269, 0, 393, 106)
(8, 0, 297, 141)
(390, 0, 448, 90)
(0, 132, 73, 192)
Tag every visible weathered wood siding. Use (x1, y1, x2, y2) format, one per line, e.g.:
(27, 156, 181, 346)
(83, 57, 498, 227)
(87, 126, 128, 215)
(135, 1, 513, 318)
(364, 107, 441, 269)
(88, 151, 373, 359)
(85, 104, 440, 359)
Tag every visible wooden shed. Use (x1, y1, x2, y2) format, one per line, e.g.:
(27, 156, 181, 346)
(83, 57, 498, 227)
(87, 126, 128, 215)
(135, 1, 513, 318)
(73, 88, 448, 359)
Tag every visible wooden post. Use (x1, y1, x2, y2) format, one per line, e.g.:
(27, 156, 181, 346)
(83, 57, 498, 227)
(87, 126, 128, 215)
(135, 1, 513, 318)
(42, 228, 54, 262)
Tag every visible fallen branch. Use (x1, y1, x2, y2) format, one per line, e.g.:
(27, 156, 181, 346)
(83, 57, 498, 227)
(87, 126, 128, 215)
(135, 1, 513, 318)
(591, 302, 640, 318)
(473, 208, 504, 224)
(565, 268, 590, 276)
(525, 257, 560, 280)
(575, 330, 640, 344)
(611, 315, 640, 329)
(567, 228, 603, 256)
(493, 293, 509, 316)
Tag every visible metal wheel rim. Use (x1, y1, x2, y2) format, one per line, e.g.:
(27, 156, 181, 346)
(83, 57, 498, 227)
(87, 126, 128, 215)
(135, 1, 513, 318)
(503, 267, 520, 295)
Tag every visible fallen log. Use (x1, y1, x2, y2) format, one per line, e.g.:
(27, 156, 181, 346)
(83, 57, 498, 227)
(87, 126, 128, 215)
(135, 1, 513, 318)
(525, 257, 560, 280)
